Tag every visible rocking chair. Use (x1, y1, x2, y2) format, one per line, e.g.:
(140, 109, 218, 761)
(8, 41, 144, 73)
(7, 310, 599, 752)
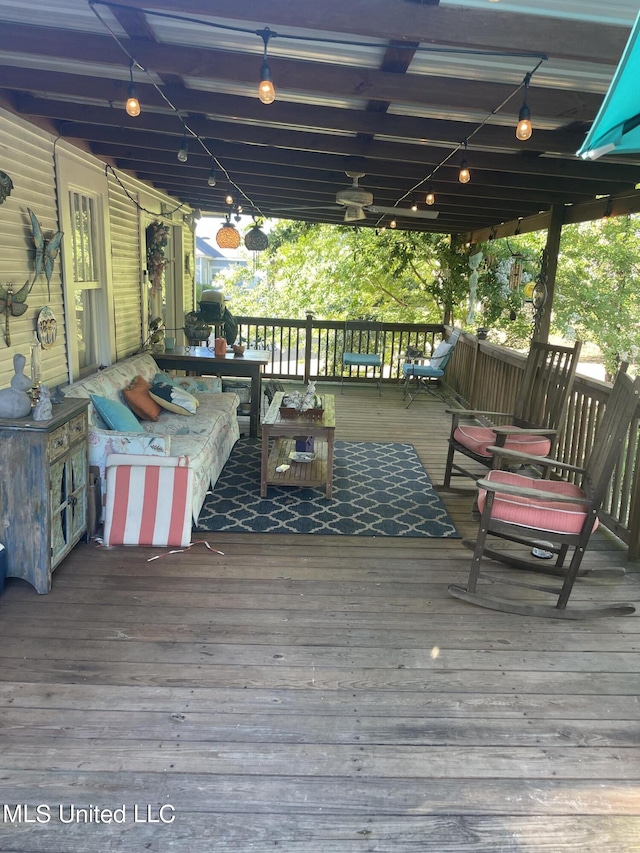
(443, 340, 582, 488)
(448, 366, 640, 619)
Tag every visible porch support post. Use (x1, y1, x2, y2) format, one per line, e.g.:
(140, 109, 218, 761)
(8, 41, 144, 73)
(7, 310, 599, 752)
(534, 204, 565, 343)
(304, 312, 313, 383)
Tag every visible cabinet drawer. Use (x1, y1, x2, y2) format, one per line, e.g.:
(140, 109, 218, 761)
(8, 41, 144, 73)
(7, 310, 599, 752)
(47, 424, 69, 461)
(69, 413, 87, 443)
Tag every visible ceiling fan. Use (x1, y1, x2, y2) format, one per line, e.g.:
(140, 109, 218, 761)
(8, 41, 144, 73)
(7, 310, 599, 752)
(336, 172, 439, 222)
(266, 171, 440, 223)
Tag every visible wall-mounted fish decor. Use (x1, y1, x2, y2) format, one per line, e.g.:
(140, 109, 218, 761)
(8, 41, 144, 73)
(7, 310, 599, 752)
(28, 209, 63, 299)
(0, 171, 13, 205)
(0, 280, 30, 346)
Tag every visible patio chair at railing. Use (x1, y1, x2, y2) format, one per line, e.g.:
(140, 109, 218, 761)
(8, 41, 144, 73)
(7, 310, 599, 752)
(401, 329, 461, 407)
(443, 340, 582, 487)
(448, 365, 639, 619)
(341, 320, 383, 395)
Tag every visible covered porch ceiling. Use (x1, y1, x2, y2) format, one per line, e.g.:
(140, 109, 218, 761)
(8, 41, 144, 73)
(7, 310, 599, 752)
(1, 0, 640, 237)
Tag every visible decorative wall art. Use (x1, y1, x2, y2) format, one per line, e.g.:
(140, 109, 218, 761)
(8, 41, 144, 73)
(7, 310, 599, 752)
(0, 170, 13, 205)
(37, 306, 57, 349)
(146, 220, 170, 295)
(0, 280, 30, 346)
(28, 209, 63, 299)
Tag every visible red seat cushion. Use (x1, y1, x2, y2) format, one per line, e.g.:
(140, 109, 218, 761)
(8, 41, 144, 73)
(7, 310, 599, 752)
(454, 424, 552, 458)
(478, 469, 597, 535)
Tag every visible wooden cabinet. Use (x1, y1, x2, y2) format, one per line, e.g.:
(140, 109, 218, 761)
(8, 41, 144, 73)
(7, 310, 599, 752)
(0, 397, 89, 594)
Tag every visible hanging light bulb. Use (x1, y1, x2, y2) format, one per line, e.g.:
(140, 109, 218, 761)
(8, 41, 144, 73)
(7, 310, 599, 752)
(515, 72, 533, 141)
(458, 159, 470, 184)
(425, 187, 435, 206)
(257, 27, 276, 105)
(207, 165, 217, 187)
(177, 136, 188, 163)
(225, 193, 234, 206)
(125, 59, 140, 117)
(411, 201, 418, 212)
(389, 219, 397, 229)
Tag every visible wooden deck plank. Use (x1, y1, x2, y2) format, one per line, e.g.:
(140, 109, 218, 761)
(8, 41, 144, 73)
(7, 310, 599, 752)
(0, 383, 638, 852)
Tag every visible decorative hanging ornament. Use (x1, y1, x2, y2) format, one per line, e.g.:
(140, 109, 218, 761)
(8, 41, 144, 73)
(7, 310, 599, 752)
(244, 224, 268, 252)
(215, 219, 241, 249)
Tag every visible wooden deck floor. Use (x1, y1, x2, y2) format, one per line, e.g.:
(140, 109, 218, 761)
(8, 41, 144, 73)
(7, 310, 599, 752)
(1, 383, 639, 852)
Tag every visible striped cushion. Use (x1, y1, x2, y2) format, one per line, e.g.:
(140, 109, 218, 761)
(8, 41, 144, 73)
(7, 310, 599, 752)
(454, 424, 551, 458)
(103, 455, 193, 547)
(478, 470, 597, 536)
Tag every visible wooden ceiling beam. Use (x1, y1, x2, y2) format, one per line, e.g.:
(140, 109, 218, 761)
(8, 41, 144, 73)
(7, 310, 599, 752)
(112, 0, 631, 66)
(0, 23, 604, 121)
(20, 99, 634, 197)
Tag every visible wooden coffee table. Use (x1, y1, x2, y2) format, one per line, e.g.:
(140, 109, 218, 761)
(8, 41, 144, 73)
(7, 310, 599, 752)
(261, 392, 336, 498)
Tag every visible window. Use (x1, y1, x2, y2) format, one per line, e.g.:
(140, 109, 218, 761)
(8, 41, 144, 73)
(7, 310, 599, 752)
(69, 191, 100, 371)
(56, 148, 115, 382)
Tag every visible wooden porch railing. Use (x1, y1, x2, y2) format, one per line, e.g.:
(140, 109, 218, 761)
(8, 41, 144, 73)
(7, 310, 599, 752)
(233, 315, 640, 557)
(235, 314, 445, 384)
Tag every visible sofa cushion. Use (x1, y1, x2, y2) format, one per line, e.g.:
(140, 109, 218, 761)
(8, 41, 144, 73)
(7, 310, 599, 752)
(123, 375, 163, 421)
(149, 381, 199, 415)
(91, 394, 145, 432)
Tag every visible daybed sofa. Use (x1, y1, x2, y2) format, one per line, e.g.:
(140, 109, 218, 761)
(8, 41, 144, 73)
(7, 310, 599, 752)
(63, 352, 240, 528)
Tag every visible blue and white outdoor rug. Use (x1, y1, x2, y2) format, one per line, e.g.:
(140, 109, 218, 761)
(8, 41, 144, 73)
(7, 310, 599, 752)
(196, 439, 459, 538)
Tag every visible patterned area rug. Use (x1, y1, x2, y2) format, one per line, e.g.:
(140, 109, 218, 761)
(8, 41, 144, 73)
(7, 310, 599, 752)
(196, 439, 459, 537)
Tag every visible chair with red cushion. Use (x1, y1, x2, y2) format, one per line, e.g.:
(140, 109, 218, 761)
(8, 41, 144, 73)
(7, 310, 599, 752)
(443, 340, 582, 488)
(448, 366, 639, 619)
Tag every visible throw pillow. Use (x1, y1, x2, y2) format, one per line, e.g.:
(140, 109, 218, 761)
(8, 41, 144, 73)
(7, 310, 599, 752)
(90, 394, 145, 432)
(149, 381, 199, 416)
(430, 340, 453, 369)
(122, 375, 162, 421)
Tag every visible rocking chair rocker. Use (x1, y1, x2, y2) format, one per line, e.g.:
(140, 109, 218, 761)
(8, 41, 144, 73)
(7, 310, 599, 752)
(448, 366, 640, 619)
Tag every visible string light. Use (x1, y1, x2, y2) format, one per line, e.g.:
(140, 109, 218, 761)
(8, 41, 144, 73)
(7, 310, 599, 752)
(425, 187, 435, 205)
(225, 193, 234, 205)
(207, 165, 217, 187)
(515, 72, 533, 141)
(125, 58, 140, 117)
(258, 27, 276, 105)
(177, 135, 189, 163)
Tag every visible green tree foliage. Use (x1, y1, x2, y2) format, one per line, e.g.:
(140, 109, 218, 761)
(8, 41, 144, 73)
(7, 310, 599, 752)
(215, 221, 474, 324)
(554, 216, 640, 376)
(209, 215, 640, 376)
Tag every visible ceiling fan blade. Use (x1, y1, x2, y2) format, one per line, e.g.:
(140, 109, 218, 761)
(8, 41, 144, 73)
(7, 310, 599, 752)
(366, 205, 439, 220)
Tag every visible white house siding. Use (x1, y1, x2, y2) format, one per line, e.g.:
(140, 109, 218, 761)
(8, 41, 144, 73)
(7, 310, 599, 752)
(0, 105, 195, 391)
(106, 170, 144, 361)
(0, 108, 68, 389)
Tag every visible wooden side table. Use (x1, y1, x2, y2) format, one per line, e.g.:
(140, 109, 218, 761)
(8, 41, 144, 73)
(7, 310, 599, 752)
(261, 392, 336, 498)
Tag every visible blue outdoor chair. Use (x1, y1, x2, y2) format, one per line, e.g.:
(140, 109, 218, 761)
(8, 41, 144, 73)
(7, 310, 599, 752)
(341, 321, 383, 395)
(402, 329, 460, 407)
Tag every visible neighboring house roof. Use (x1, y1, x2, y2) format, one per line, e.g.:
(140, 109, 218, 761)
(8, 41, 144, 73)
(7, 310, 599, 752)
(195, 237, 224, 259)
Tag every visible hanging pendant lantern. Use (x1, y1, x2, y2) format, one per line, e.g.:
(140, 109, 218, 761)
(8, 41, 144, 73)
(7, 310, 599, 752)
(215, 218, 241, 249)
(244, 224, 268, 252)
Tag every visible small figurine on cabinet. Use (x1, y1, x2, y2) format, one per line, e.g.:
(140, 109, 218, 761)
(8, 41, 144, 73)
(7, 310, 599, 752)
(33, 383, 52, 421)
(0, 353, 32, 418)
